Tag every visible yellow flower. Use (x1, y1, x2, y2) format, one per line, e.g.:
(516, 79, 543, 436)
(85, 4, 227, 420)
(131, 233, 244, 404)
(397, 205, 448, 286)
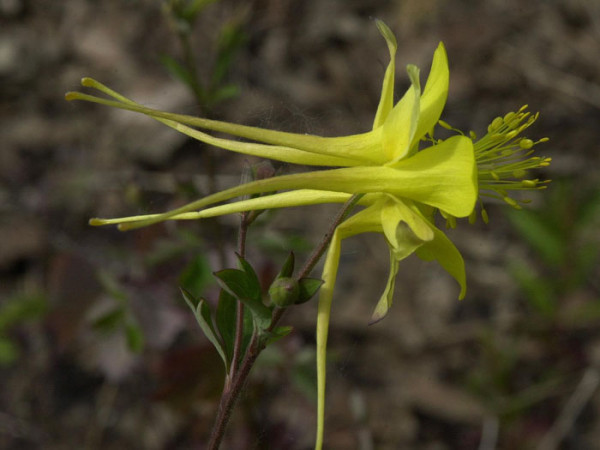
(66, 20, 549, 449)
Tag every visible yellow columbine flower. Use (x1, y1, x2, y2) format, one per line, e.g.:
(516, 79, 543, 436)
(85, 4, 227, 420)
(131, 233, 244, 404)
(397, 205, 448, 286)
(66, 20, 549, 449)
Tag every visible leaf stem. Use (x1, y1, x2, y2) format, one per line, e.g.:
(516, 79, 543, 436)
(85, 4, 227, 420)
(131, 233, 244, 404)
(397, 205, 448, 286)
(296, 193, 364, 279)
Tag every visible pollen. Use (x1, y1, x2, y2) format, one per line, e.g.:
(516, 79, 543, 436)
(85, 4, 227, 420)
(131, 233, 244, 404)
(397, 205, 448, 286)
(471, 106, 550, 214)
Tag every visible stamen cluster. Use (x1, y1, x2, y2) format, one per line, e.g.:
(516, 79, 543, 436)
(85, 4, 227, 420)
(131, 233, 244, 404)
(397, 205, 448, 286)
(438, 105, 550, 224)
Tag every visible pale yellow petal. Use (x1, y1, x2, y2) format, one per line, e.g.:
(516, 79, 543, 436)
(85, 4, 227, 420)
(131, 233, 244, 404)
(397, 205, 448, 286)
(372, 20, 397, 129)
(68, 79, 385, 165)
(111, 135, 475, 230)
(416, 223, 467, 299)
(369, 249, 400, 324)
(90, 189, 362, 226)
(414, 42, 449, 141)
(315, 206, 382, 450)
(381, 65, 421, 162)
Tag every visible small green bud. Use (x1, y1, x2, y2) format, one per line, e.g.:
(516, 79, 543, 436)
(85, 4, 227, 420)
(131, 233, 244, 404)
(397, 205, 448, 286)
(269, 277, 300, 308)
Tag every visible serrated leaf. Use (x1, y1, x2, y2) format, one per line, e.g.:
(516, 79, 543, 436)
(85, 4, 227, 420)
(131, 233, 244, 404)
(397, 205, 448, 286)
(263, 326, 293, 346)
(216, 289, 236, 363)
(240, 305, 254, 359)
(180, 288, 228, 371)
(214, 268, 257, 300)
(213, 269, 271, 331)
(296, 277, 323, 304)
(179, 254, 213, 298)
(236, 255, 261, 296)
(276, 252, 295, 279)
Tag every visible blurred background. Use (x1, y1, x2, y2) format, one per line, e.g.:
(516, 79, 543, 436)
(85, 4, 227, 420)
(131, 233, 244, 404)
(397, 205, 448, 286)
(2, 0, 600, 448)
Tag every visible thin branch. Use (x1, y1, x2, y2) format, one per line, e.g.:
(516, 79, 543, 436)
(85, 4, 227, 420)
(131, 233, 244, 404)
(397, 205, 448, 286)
(229, 213, 250, 382)
(296, 193, 364, 280)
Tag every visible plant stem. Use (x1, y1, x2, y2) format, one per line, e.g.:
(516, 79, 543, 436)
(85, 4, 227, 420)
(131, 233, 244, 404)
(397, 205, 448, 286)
(207, 333, 259, 450)
(228, 213, 250, 383)
(296, 194, 363, 279)
(207, 194, 363, 448)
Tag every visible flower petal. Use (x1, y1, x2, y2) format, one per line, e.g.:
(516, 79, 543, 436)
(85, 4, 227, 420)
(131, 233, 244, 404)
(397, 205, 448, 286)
(414, 42, 449, 142)
(68, 79, 385, 165)
(381, 65, 421, 162)
(369, 249, 400, 324)
(315, 206, 382, 450)
(416, 223, 467, 299)
(109, 135, 476, 230)
(372, 20, 397, 130)
(390, 135, 477, 217)
(380, 197, 434, 246)
(90, 189, 366, 226)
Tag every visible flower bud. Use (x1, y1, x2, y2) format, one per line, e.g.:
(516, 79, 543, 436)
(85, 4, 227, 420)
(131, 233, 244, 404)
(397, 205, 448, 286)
(269, 277, 300, 308)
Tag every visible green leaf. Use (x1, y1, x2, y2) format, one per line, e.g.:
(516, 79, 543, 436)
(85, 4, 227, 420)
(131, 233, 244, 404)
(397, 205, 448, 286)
(97, 270, 128, 303)
(214, 268, 256, 300)
(180, 288, 229, 371)
(0, 293, 47, 332)
(159, 54, 197, 93)
(216, 289, 236, 363)
(212, 23, 246, 85)
(277, 252, 295, 279)
(263, 326, 293, 346)
(509, 261, 557, 316)
(208, 84, 240, 105)
(507, 209, 565, 267)
(179, 254, 213, 298)
(0, 337, 19, 366)
(125, 320, 145, 353)
(213, 269, 271, 331)
(296, 277, 324, 304)
(91, 307, 125, 332)
(236, 255, 261, 296)
(180, 0, 219, 23)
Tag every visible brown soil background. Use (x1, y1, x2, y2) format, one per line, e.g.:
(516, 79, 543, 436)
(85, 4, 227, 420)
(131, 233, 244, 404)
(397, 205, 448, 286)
(2, 0, 600, 449)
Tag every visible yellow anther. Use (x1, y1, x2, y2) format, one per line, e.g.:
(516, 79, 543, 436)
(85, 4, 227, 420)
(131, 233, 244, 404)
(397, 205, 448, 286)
(468, 208, 477, 224)
(521, 179, 537, 188)
(481, 208, 489, 224)
(503, 111, 516, 125)
(519, 138, 533, 149)
(503, 196, 520, 208)
(488, 117, 503, 133)
(446, 215, 457, 229)
(506, 130, 518, 139)
(438, 120, 453, 130)
(469, 131, 477, 140)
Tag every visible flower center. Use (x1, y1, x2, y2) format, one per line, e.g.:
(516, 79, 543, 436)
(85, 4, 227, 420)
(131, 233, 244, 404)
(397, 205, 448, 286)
(434, 105, 550, 225)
